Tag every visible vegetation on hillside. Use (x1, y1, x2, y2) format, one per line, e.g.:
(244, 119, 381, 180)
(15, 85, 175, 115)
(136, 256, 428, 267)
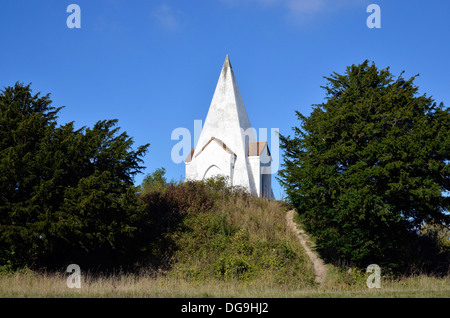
(278, 61, 450, 273)
(137, 175, 315, 286)
(0, 83, 315, 287)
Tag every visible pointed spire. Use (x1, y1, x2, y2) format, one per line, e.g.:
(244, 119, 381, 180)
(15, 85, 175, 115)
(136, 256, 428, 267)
(195, 54, 254, 155)
(221, 54, 233, 81)
(224, 54, 231, 68)
(185, 55, 272, 197)
(191, 54, 257, 190)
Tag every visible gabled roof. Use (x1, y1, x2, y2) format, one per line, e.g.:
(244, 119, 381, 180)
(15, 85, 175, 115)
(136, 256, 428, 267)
(187, 137, 236, 161)
(248, 141, 271, 157)
(184, 148, 195, 163)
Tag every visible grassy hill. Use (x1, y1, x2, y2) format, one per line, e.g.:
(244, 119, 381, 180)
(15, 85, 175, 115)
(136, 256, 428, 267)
(139, 178, 316, 288)
(0, 179, 319, 297)
(1, 178, 449, 297)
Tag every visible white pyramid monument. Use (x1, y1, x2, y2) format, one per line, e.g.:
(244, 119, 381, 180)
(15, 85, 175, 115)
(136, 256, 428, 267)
(185, 55, 274, 198)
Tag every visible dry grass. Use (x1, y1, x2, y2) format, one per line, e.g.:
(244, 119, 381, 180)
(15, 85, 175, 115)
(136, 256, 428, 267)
(222, 195, 294, 243)
(1, 270, 449, 298)
(164, 190, 316, 287)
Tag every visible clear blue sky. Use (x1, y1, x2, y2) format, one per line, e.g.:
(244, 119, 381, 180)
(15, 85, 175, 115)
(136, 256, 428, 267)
(1, 0, 449, 199)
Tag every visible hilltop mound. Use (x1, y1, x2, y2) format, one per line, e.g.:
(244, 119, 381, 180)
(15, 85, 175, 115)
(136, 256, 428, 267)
(139, 178, 316, 288)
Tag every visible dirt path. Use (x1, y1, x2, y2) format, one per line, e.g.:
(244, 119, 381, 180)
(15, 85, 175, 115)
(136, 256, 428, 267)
(286, 210, 327, 287)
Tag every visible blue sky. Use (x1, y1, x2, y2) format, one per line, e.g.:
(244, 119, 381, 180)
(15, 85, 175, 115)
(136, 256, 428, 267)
(1, 0, 449, 199)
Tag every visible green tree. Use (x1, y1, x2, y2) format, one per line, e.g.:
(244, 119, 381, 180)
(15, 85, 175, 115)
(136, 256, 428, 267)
(0, 83, 150, 269)
(278, 61, 450, 271)
(141, 167, 167, 192)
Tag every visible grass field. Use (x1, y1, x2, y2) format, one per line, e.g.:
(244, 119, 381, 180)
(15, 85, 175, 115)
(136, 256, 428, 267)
(0, 269, 449, 297)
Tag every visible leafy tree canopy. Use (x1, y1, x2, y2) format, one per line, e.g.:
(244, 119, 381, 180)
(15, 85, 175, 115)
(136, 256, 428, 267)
(141, 167, 167, 192)
(278, 61, 450, 271)
(0, 83, 150, 269)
